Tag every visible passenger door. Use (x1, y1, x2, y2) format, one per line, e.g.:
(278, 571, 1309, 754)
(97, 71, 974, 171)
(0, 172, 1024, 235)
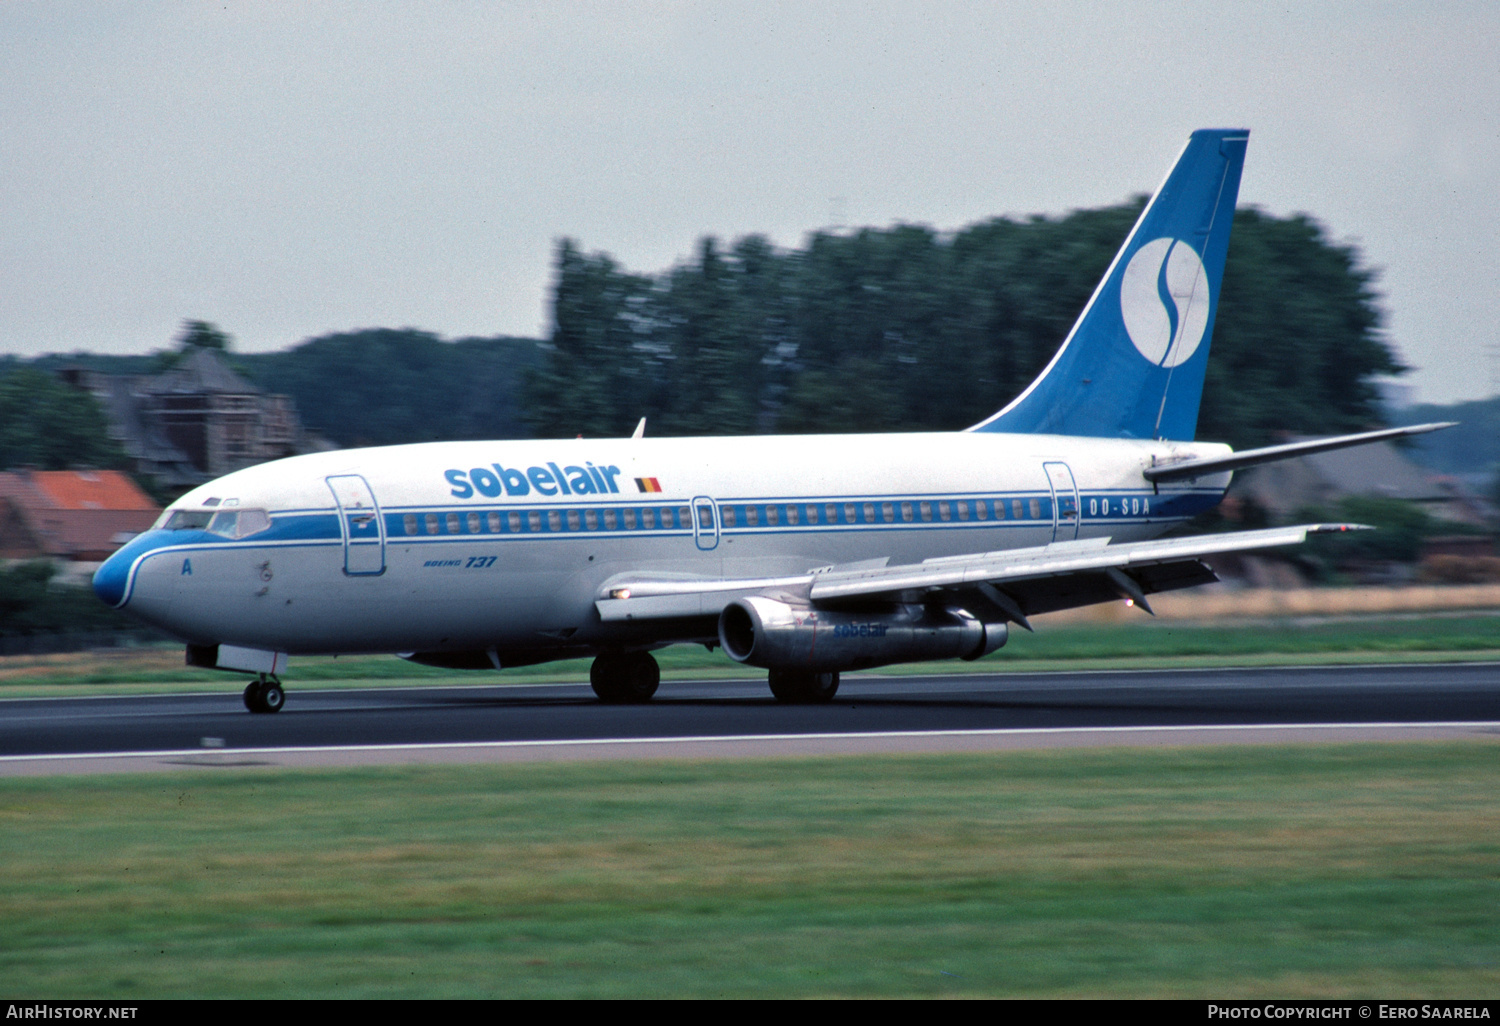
(326, 474, 386, 576)
(1044, 462, 1081, 543)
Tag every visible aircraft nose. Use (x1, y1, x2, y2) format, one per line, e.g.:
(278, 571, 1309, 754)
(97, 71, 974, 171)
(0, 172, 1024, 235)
(92, 547, 132, 608)
(93, 531, 165, 608)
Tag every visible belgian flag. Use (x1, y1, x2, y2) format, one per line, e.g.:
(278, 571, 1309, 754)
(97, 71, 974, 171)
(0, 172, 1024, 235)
(635, 477, 662, 493)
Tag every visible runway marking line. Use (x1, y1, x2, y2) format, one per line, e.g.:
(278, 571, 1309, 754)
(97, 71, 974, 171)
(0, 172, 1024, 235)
(4, 720, 1500, 765)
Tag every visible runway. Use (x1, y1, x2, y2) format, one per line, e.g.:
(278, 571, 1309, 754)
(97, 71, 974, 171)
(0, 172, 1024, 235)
(3, 661, 1499, 775)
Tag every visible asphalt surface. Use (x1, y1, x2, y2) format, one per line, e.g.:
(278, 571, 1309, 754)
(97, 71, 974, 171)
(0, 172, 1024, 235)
(2, 662, 1499, 774)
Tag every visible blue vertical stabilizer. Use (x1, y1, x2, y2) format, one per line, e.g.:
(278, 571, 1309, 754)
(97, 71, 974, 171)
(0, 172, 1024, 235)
(969, 129, 1248, 440)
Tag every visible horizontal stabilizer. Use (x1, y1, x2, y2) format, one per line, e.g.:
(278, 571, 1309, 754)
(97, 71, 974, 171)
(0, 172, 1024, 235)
(1143, 422, 1456, 482)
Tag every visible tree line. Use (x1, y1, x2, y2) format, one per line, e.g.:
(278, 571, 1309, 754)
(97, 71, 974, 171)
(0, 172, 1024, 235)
(5, 200, 1404, 469)
(529, 203, 1404, 451)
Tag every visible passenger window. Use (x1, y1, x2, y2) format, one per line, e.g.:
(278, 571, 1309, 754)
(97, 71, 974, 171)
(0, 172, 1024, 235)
(1013, 499, 1024, 520)
(938, 502, 950, 522)
(723, 507, 737, 527)
(678, 507, 690, 528)
(829, 504, 841, 524)
(404, 513, 418, 536)
(919, 501, 932, 522)
(882, 502, 894, 523)
(488, 512, 502, 533)
(547, 511, 562, 531)
(1030, 498, 1041, 519)
(527, 511, 541, 532)
(640, 508, 656, 529)
(446, 513, 461, 534)
(623, 508, 636, 530)
(604, 509, 618, 530)
(786, 505, 799, 526)
(975, 500, 988, 521)
(508, 512, 521, 533)
(468, 512, 482, 533)
(746, 506, 759, 526)
(766, 506, 779, 526)
(566, 510, 581, 531)
(585, 509, 599, 530)
(900, 502, 913, 523)
(425, 513, 440, 534)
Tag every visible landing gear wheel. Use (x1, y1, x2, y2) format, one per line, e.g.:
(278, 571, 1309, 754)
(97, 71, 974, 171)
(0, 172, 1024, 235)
(767, 669, 840, 704)
(590, 651, 661, 703)
(243, 676, 285, 714)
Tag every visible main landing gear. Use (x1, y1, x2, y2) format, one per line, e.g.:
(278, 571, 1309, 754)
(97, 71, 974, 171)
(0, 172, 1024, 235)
(243, 674, 285, 714)
(590, 651, 660, 703)
(767, 668, 840, 704)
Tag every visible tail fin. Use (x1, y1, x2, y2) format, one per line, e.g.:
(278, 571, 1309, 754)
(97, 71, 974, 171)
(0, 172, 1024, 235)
(969, 129, 1248, 440)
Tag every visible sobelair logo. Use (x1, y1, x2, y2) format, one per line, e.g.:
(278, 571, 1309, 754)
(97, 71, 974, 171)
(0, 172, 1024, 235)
(1119, 237, 1211, 368)
(444, 462, 642, 498)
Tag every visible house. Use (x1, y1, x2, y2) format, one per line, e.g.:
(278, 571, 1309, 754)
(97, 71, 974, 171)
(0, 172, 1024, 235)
(60, 348, 325, 490)
(0, 469, 160, 563)
(1230, 439, 1493, 529)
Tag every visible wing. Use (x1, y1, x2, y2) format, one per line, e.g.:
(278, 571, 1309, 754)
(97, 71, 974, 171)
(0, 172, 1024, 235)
(595, 523, 1361, 628)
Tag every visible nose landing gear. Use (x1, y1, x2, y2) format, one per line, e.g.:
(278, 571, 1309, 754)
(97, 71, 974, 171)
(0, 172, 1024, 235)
(243, 674, 285, 714)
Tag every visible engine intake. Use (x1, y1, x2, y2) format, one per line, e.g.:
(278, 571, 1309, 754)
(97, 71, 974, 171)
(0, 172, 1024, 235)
(718, 596, 1007, 672)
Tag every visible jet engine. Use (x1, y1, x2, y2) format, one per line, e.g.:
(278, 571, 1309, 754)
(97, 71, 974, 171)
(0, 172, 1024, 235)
(717, 595, 1008, 672)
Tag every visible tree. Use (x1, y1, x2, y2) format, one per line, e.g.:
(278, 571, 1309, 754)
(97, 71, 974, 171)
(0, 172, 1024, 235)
(174, 320, 233, 352)
(236, 329, 537, 447)
(1203, 210, 1403, 448)
(525, 204, 1403, 447)
(527, 239, 659, 439)
(0, 367, 126, 470)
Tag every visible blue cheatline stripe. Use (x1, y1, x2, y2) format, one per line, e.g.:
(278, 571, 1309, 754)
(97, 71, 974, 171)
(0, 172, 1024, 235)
(98, 485, 1220, 605)
(352, 488, 1214, 542)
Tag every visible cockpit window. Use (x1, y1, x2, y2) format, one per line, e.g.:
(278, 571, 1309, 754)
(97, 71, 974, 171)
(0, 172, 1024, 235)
(158, 508, 272, 538)
(162, 510, 214, 531)
(207, 509, 273, 539)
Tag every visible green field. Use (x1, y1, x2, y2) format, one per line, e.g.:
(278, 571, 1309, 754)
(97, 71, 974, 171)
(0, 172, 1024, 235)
(1, 611, 1498, 696)
(3, 613, 1496, 997)
(1, 745, 1496, 998)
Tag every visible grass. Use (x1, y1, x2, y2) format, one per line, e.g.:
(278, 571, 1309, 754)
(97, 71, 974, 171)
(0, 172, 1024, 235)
(1, 612, 1497, 697)
(0, 744, 1496, 997)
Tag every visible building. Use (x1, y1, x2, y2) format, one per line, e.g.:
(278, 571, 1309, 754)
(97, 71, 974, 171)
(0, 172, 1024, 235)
(61, 348, 325, 491)
(1231, 439, 1493, 529)
(0, 469, 160, 563)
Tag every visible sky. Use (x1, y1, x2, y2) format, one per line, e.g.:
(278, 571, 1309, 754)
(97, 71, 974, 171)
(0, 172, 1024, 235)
(2, 1, 1497, 405)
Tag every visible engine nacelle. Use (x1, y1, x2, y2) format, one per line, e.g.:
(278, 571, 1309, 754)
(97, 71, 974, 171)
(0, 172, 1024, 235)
(717, 596, 1008, 672)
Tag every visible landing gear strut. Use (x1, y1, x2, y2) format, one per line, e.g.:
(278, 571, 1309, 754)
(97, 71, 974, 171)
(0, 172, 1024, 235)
(768, 668, 840, 704)
(243, 674, 285, 714)
(590, 651, 660, 703)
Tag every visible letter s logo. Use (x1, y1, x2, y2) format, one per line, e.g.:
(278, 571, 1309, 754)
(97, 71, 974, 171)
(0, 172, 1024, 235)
(444, 469, 473, 499)
(1120, 237, 1211, 368)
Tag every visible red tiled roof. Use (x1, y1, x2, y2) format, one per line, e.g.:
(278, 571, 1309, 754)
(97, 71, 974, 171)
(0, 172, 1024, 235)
(24, 470, 158, 512)
(0, 471, 160, 560)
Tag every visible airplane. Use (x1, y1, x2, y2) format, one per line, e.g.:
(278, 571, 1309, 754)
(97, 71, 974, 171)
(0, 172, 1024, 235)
(93, 128, 1452, 713)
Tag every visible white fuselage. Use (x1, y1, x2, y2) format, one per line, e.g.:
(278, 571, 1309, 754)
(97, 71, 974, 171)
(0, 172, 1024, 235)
(96, 431, 1231, 659)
